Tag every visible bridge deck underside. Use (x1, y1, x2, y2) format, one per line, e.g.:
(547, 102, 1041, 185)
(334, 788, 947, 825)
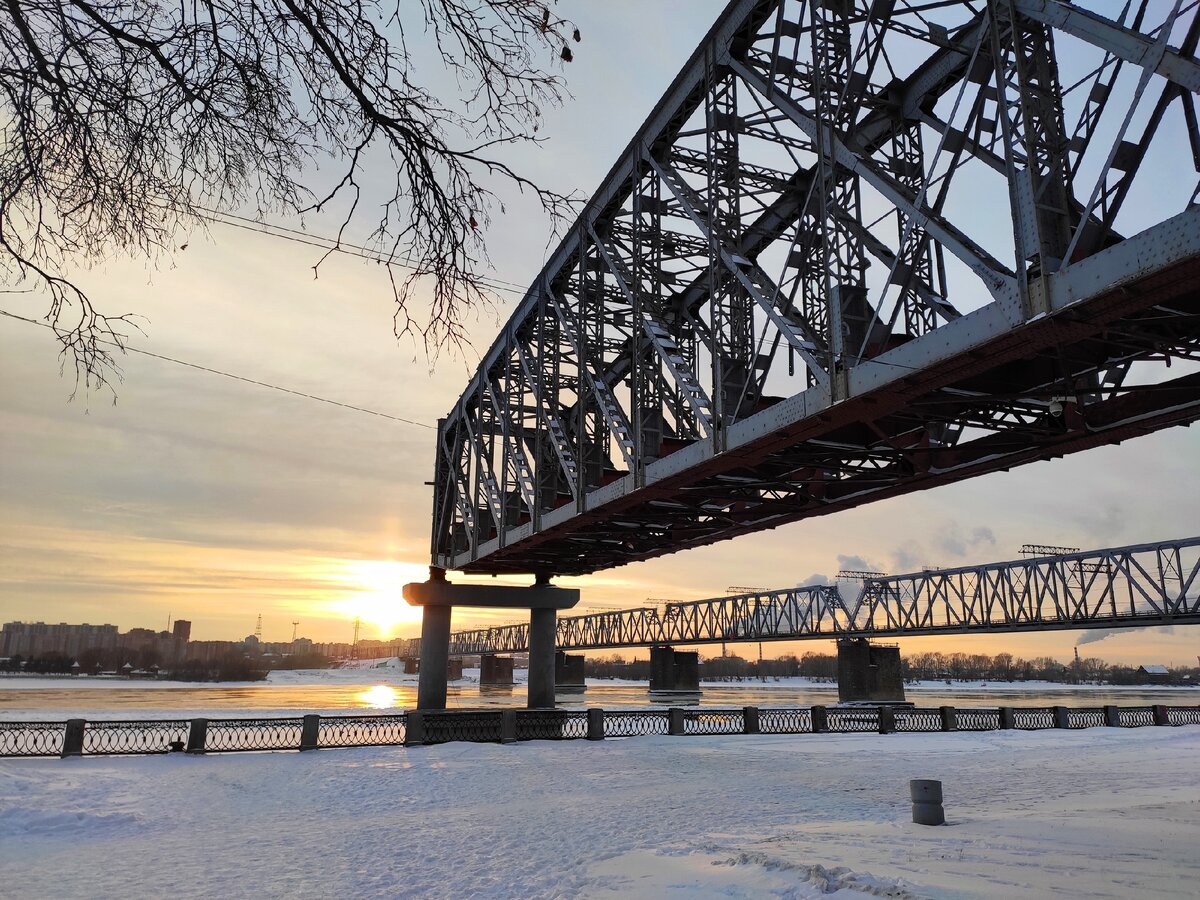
(463, 259, 1200, 576)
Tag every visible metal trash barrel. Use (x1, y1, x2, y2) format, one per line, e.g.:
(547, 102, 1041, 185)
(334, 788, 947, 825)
(910, 778, 945, 826)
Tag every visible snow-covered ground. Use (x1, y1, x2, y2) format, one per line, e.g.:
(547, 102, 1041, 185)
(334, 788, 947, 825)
(1, 726, 1196, 898)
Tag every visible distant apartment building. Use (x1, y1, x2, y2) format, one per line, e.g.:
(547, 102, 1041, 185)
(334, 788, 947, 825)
(0, 622, 120, 658)
(349, 638, 421, 660)
(313, 642, 356, 659)
(1, 620, 186, 663)
(183, 640, 242, 663)
(2, 618, 359, 666)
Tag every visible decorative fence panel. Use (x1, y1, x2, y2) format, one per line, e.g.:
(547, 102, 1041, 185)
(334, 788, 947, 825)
(516, 710, 588, 740)
(205, 718, 305, 752)
(2, 704, 1197, 758)
(683, 709, 744, 735)
(760, 708, 813, 734)
(1118, 707, 1156, 727)
(605, 711, 669, 738)
(896, 709, 942, 732)
(422, 711, 503, 743)
(955, 708, 1001, 731)
(828, 708, 880, 732)
(318, 715, 407, 748)
(0, 721, 65, 757)
(1012, 707, 1056, 730)
(1065, 708, 1106, 729)
(83, 720, 190, 755)
(1166, 706, 1200, 726)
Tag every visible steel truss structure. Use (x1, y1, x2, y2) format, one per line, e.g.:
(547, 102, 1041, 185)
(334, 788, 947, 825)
(447, 536, 1200, 654)
(433, 0, 1200, 576)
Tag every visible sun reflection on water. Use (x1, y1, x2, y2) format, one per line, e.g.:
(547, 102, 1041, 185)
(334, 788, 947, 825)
(357, 684, 399, 709)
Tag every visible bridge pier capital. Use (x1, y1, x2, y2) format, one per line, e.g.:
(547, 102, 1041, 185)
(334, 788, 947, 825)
(404, 577, 580, 710)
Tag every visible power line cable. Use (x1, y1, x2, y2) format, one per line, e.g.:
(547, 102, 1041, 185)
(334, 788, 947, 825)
(0, 308, 433, 428)
(195, 207, 531, 297)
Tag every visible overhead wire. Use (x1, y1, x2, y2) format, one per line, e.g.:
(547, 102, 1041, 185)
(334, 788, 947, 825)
(195, 206, 531, 298)
(0, 308, 433, 428)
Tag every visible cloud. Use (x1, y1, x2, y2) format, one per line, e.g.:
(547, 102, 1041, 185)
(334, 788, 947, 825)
(934, 522, 997, 558)
(971, 526, 996, 547)
(891, 542, 922, 572)
(835, 553, 876, 573)
(796, 573, 830, 587)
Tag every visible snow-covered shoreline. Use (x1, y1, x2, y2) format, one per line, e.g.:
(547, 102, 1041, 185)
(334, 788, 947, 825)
(2, 726, 1196, 898)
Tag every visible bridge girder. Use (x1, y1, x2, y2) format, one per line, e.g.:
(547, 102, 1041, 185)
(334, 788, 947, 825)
(432, 0, 1200, 576)
(446, 536, 1200, 655)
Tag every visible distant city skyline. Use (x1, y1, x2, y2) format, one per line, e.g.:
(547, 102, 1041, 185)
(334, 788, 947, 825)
(2, 1, 1197, 667)
(1, 614, 1194, 673)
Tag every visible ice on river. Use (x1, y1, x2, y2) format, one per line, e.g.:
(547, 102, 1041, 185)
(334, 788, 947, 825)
(1, 726, 1197, 898)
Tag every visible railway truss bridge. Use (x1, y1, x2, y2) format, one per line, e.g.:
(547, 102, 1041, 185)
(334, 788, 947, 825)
(409, 0, 1200, 709)
(446, 537, 1200, 654)
(430, 0, 1200, 578)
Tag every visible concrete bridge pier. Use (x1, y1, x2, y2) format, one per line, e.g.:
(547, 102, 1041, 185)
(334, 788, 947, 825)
(415, 603, 452, 711)
(403, 571, 580, 710)
(649, 645, 700, 694)
(528, 607, 557, 708)
(480, 653, 514, 685)
(837, 638, 906, 703)
(555, 651, 586, 693)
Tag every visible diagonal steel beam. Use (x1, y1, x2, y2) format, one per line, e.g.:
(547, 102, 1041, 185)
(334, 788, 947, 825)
(587, 222, 717, 437)
(731, 59, 1018, 302)
(1015, 0, 1200, 92)
(545, 287, 638, 470)
(514, 339, 580, 500)
(648, 154, 833, 388)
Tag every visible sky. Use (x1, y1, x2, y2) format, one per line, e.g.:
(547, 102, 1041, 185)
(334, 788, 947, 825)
(1, 1, 1198, 667)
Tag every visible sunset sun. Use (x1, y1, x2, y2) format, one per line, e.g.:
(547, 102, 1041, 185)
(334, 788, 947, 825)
(335, 559, 429, 636)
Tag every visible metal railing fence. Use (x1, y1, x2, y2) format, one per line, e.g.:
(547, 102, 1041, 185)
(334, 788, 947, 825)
(2, 704, 1196, 759)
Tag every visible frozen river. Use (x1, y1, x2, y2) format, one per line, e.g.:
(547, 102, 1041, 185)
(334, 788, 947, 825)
(1, 666, 1195, 718)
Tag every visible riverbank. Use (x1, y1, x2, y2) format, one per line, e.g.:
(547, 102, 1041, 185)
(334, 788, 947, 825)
(1, 726, 1196, 897)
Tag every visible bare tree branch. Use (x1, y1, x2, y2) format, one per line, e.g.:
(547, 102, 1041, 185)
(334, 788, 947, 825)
(0, 0, 583, 390)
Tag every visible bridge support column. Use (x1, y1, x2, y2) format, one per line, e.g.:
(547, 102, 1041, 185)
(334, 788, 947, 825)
(836, 638, 906, 703)
(416, 604, 452, 710)
(403, 573, 580, 710)
(649, 646, 700, 693)
(528, 607, 557, 709)
(555, 651, 586, 693)
(480, 654, 514, 685)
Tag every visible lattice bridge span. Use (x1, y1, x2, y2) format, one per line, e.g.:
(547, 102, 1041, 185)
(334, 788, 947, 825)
(431, 0, 1200, 578)
(446, 537, 1200, 654)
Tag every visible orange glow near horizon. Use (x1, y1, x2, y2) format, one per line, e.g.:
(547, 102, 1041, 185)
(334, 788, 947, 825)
(328, 559, 429, 638)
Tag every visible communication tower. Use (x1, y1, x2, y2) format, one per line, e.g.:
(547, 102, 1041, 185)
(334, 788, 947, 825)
(292, 621, 300, 642)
